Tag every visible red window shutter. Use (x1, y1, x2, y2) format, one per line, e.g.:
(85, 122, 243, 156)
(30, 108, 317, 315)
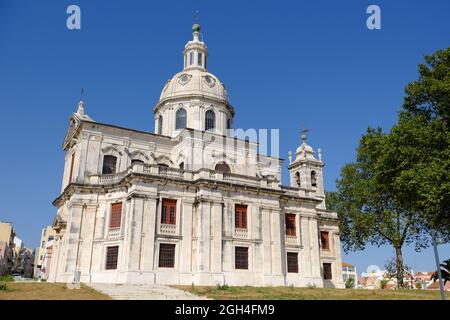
(161, 199, 176, 224)
(235, 205, 248, 229)
(285, 214, 296, 236)
(110, 203, 122, 229)
(321, 231, 330, 250)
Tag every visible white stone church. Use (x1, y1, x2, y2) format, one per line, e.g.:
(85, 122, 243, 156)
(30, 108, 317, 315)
(48, 23, 343, 288)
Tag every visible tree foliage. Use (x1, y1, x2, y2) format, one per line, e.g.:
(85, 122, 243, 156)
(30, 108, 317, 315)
(327, 46, 450, 286)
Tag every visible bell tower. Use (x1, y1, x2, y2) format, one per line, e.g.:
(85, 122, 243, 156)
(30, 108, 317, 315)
(288, 132, 326, 208)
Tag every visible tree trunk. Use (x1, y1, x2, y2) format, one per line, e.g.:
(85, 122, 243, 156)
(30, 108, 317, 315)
(395, 246, 404, 288)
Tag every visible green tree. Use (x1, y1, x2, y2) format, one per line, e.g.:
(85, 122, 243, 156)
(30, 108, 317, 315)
(431, 259, 450, 284)
(327, 47, 450, 287)
(326, 128, 428, 287)
(377, 48, 450, 237)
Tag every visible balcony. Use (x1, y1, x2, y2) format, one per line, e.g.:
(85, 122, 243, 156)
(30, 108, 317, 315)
(160, 223, 176, 235)
(234, 228, 249, 239)
(89, 163, 282, 191)
(285, 235, 298, 244)
(107, 228, 121, 239)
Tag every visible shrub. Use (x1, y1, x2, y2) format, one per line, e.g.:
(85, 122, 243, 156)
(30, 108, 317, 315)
(0, 275, 13, 282)
(217, 283, 229, 290)
(306, 283, 316, 289)
(345, 278, 355, 289)
(0, 282, 7, 291)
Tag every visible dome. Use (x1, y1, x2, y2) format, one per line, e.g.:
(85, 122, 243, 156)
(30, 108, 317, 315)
(159, 69, 228, 103)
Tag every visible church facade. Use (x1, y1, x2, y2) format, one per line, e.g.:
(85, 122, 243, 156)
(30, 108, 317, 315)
(48, 23, 344, 288)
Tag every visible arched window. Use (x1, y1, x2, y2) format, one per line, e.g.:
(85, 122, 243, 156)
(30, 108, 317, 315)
(205, 110, 215, 131)
(158, 115, 163, 135)
(215, 161, 231, 173)
(295, 172, 301, 187)
(131, 159, 144, 165)
(175, 108, 187, 130)
(102, 155, 117, 174)
(179, 162, 184, 170)
(311, 171, 317, 187)
(226, 117, 232, 130)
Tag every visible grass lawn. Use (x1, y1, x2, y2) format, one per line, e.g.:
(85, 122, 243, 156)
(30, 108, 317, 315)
(0, 282, 111, 300)
(175, 285, 443, 300)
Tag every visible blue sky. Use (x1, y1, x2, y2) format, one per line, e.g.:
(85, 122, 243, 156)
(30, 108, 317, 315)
(0, 0, 448, 275)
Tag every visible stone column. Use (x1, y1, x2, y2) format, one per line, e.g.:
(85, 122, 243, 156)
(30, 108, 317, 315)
(197, 200, 211, 272)
(300, 216, 312, 277)
(60, 203, 84, 280)
(79, 204, 97, 278)
(126, 197, 144, 271)
(141, 197, 158, 271)
(261, 208, 272, 275)
(270, 209, 283, 275)
(221, 201, 233, 272)
(251, 204, 263, 273)
(310, 218, 321, 278)
(180, 199, 194, 273)
(333, 231, 344, 287)
(210, 202, 223, 272)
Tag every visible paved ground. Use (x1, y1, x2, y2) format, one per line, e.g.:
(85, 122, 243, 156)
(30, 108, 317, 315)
(88, 283, 209, 300)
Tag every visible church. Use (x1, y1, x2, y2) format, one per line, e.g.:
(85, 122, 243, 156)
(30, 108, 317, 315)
(48, 22, 344, 288)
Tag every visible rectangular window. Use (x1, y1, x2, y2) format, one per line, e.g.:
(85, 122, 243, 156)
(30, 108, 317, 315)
(68, 152, 75, 183)
(321, 231, 330, 250)
(285, 214, 296, 236)
(287, 252, 299, 273)
(158, 243, 175, 268)
(102, 155, 117, 174)
(323, 263, 332, 280)
(235, 204, 248, 229)
(110, 203, 122, 229)
(198, 52, 202, 66)
(189, 52, 193, 65)
(235, 246, 248, 270)
(105, 246, 119, 270)
(161, 199, 177, 224)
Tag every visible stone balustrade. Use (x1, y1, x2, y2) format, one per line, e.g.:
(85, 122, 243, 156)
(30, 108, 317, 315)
(234, 228, 249, 239)
(107, 227, 121, 239)
(89, 163, 283, 190)
(160, 223, 177, 235)
(285, 235, 298, 244)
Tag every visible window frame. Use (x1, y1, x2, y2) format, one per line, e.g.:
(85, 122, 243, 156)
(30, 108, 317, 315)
(311, 170, 317, 187)
(161, 199, 177, 225)
(287, 252, 299, 273)
(105, 246, 119, 270)
(102, 155, 117, 175)
(234, 246, 249, 270)
(323, 262, 332, 280)
(235, 204, 248, 229)
(158, 243, 176, 268)
(109, 202, 122, 229)
(321, 231, 330, 250)
(285, 213, 296, 236)
(175, 108, 187, 130)
(158, 115, 163, 135)
(205, 109, 216, 131)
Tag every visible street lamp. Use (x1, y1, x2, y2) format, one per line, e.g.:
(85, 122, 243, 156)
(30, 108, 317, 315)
(431, 230, 445, 301)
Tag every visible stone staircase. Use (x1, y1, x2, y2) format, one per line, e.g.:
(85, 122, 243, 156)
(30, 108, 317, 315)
(88, 283, 209, 300)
